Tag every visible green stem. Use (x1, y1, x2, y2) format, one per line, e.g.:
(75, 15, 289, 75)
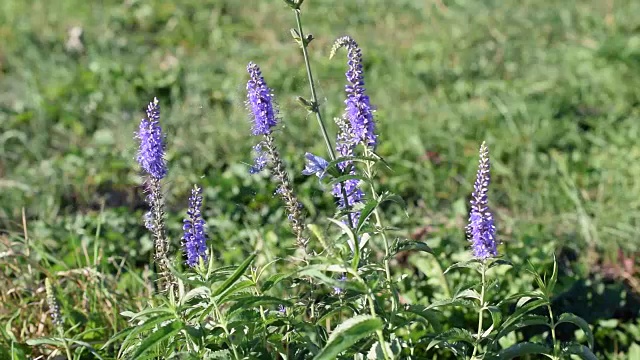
(294, 9, 333, 161)
(547, 304, 558, 357)
(57, 327, 72, 360)
(472, 263, 487, 358)
(214, 303, 240, 360)
(366, 288, 393, 360)
(362, 147, 397, 314)
(293, 8, 354, 230)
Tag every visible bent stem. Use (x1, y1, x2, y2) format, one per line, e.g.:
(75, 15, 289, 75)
(292, 8, 354, 229)
(472, 262, 487, 358)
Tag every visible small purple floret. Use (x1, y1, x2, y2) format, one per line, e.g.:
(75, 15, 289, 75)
(302, 152, 329, 178)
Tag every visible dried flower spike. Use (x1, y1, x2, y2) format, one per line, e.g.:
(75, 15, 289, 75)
(45, 278, 62, 327)
(466, 142, 498, 259)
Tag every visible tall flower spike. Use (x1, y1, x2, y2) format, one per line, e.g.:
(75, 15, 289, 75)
(466, 142, 498, 259)
(246, 62, 308, 251)
(331, 36, 377, 149)
(182, 185, 208, 267)
(135, 97, 172, 292)
(247, 62, 278, 136)
(136, 97, 167, 180)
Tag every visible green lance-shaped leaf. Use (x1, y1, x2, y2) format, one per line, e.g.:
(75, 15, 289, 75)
(355, 192, 405, 234)
(494, 342, 551, 359)
(492, 315, 549, 347)
(386, 239, 433, 260)
(27, 338, 105, 359)
(117, 314, 176, 357)
(555, 313, 594, 349)
(211, 253, 256, 298)
(403, 304, 443, 332)
(313, 315, 383, 360)
(131, 320, 184, 359)
(260, 271, 294, 293)
(561, 343, 598, 360)
(427, 328, 475, 351)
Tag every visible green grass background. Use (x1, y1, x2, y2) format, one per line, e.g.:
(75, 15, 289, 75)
(1, 0, 640, 358)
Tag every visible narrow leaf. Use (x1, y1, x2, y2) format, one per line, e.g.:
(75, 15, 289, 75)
(387, 240, 433, 259)
(313, 315, 382, 360)
(556, 313, 594, 348)
(211, 253, 256, 298)
(497, 342, 550, 359)
(562, 343, 598, 360)
(427, 328, 475, 350)
(131, 321, 184, 359)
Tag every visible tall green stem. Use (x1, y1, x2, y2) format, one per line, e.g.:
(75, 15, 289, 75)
(292, 8, 354, 230)
(294, 9, 334, 161)
(472, 263, 487, 358)
(547, 304, 558, 357)
(214, 303, 240, 360)
(362, 147, 397, 314)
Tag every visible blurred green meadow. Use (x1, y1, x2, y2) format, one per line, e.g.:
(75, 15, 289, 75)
(1, 0, 640, 358)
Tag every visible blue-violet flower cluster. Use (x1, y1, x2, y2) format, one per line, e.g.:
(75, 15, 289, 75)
(466, 142, 498, 259)
(326, 35, 378, 225)
(135, 97, 167, 180)
(182, 185, 208, 267)
(247, 62, 278, 174)
(332, 36, 377, 149)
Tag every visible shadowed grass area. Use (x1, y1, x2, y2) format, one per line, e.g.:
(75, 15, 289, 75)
(1, 0, 640, 358)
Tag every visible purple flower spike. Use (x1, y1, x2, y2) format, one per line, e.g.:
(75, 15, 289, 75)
(302, 152, 329, 178)
(182, 185, 208, 267)
(135, 97, 167, 179)
(246, 62, 278, 136)
(466, 142, 498, 259)
(332, 36, 377, 149)
(331, 117, 363, 225)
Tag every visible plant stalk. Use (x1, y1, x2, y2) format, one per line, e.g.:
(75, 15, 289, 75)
(472, 263, 487, 358)
(293, 8, 354, 230)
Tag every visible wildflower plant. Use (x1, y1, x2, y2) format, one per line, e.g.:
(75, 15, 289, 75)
(108, 1, 597, 359)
